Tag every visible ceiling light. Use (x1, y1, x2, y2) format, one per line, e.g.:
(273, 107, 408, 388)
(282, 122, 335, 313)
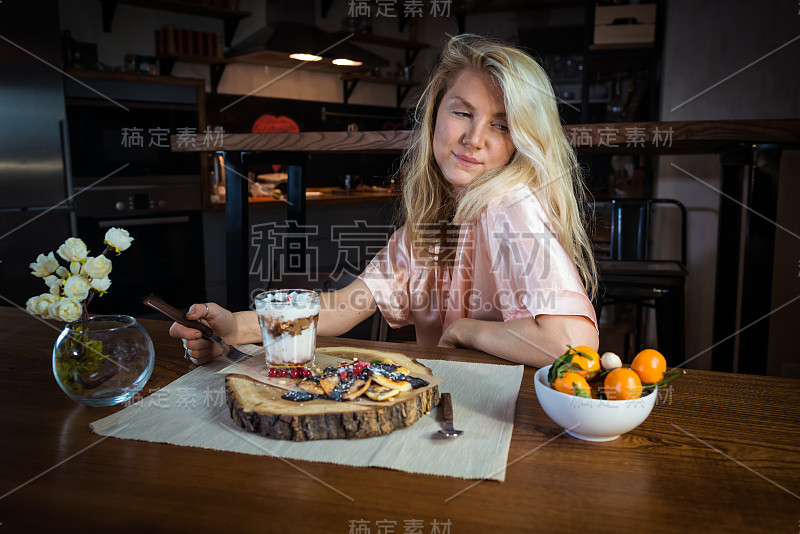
(332, 58, 363, 67)
(289, 53, 322, 61)
(232, 22, 389, 69)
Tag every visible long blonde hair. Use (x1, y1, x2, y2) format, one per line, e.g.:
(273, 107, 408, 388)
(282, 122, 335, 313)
(400, 34, 597, 300)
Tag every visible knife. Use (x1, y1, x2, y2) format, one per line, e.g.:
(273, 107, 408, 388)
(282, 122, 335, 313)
(142, 294, 253, 363)
(437, 393, 464, 438)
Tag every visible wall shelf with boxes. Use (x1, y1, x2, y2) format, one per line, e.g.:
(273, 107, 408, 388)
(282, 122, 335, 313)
(97, 0, 251, 92)
(519, 1, 662, 125)
(341, 74, 421, 108)
(99, 0, 250, 47)
(579, 1, 663, 125)
(154, 23, 231, 93)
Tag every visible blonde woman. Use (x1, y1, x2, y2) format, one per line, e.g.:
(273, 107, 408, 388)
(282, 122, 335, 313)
(171, 35, 598, 368)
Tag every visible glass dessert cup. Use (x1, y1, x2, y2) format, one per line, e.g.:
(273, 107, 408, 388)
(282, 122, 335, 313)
(254, 289, 320, 366)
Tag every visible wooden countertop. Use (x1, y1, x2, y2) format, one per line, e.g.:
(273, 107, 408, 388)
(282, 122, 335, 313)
(171, 119, 800, 155)
(1, 306, 799, 532)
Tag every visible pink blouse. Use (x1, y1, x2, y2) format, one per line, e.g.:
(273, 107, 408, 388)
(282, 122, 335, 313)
(359, 184, 597, 347)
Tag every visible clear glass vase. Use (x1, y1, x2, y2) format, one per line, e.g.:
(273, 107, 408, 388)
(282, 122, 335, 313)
(52, 315, 155, 407)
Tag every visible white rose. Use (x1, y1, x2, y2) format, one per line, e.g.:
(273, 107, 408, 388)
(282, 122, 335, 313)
(56, 266, 69, 278)
(57, 237, 88, 262)
(26, 293, 59, 318)
(29, 252, 59, 278)
(63, 275, 91, 300)
(70, 262, 82, 275)
(45, 276, 63, 297)
(104, 227, 134, 252)
(48, 298, 83, 322)
(84, 255, 112, 278)
(90, 276, 111, 292)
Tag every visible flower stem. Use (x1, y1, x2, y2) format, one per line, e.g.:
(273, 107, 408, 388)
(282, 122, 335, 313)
(81, 300, 89, 333)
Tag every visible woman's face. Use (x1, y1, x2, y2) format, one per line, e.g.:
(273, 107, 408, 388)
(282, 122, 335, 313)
(433, 69, 515, 189)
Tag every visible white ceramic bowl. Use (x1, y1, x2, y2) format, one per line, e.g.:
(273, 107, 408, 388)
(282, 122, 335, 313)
(534, 365, 657, 442)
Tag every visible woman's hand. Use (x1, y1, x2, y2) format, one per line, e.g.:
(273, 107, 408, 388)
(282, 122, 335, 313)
(168, 303, 240, 365)
(438, 319, 468, 348)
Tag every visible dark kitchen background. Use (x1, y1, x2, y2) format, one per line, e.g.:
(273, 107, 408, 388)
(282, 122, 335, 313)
(1, 0, 798, 377)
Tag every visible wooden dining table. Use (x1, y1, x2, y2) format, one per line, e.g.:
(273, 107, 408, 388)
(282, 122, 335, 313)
(1, 306, 798, 533)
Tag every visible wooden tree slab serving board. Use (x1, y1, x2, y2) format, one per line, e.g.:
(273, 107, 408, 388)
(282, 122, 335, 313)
(226, 347, 441, 441)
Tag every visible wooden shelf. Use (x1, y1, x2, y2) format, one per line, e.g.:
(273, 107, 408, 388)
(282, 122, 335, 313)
(341, 74, 421, 107)
(100, 0, 250, 47)
(563, 119, 800, 154)
(65, 67, 205, 87)
(329, 31, 429, 107)
(160, 53, 229, 65)
(341, 74, 419, 87)
(172, 130, 412, 153)
(171, 120, 800, 155)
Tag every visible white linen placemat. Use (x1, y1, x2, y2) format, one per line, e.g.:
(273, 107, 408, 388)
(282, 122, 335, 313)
(90, 350, 524, 481)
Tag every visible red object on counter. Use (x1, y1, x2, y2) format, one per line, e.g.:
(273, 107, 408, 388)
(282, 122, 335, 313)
(251, 115, 300, 134)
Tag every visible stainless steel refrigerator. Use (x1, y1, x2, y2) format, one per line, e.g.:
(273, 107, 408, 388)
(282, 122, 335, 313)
(0, 1, 73, 308)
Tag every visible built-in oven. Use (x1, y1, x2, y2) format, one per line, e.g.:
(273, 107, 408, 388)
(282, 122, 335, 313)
(63, 76, 207, 316)
(75, 195, 205, 317)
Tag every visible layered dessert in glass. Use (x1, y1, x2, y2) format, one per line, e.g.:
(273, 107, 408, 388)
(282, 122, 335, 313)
(255, 289, 320, 366)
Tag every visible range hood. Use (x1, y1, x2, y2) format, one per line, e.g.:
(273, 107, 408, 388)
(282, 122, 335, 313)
(229, 21, 388, 73)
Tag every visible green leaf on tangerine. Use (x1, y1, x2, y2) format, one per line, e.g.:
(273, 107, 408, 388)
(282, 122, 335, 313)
(572, 383, 591, 398)
(642, 368, 684, 389)
(568, 344, 595, 361)
(548, 350, 574, 383)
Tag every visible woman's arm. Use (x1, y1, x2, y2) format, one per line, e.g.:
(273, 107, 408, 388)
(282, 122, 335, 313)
(317, 277, 378, 336)
(438, 314, 598, 368)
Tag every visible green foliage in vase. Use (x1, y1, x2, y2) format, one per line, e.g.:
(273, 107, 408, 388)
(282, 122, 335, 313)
(54, 329, 109, 393)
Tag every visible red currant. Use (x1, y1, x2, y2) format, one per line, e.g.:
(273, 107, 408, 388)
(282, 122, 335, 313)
(268, 368, 277, 377)
(277, 368, 287, 377)
(289, 369, 299, 378)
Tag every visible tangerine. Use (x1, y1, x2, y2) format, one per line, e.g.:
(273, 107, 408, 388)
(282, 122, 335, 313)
(552, 372, 592, 398)
(631, 349, 667, 384)
(567, 345, 601, 378)
(603, 368, 642, 400)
